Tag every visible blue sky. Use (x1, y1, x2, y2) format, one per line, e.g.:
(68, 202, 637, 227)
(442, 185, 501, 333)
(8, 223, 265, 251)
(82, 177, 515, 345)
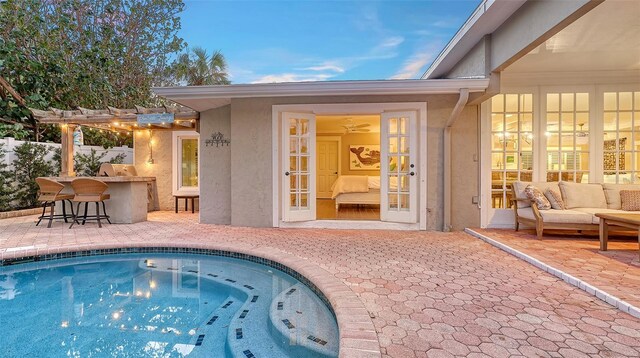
(179, 0, 480, 84)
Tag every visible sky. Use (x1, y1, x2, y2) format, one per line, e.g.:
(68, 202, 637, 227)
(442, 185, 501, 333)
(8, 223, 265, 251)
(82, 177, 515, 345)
(179, 0, 481, 84)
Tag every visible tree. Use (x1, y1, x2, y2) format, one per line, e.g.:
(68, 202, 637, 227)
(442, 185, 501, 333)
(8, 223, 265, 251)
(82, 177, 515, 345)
(175, 47, 230, 86)
(0, 143, 13, 211)
(12, 141, 55, 209)
(0, 0, 186, 142)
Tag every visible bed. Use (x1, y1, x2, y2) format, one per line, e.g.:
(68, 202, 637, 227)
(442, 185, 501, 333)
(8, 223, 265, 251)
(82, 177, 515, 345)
(331, 176, 382, 210)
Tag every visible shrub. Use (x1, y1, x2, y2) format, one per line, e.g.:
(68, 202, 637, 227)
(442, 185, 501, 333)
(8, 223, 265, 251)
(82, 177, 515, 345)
(74, 149, 126, 176)
(12, 142, 55, 209)
(0, 143, 13, 211)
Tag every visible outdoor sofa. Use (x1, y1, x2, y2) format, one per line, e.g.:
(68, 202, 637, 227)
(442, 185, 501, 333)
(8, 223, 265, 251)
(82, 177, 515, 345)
(511, 181, 640, 239)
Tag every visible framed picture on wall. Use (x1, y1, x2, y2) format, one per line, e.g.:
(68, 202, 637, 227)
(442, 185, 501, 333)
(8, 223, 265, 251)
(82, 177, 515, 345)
(349, 145, 381, 170)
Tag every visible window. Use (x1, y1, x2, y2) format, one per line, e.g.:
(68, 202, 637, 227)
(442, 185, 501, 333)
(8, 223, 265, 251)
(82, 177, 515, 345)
(545, 93, 589, 182)
(181, 138, 198, 188)
(173, 132, 199, 195)
(603, 91, 640, 183)
(490, 94, 533, 208)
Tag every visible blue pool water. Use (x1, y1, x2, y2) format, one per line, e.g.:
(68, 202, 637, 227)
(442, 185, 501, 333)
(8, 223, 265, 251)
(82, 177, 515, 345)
(0, 254, 339, 357)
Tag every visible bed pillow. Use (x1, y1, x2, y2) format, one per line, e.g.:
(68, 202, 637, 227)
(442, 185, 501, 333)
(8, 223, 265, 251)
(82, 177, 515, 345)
(524, 185, 551, 210)
(620, 190, 640, 211)
(544, 188, 565, 210)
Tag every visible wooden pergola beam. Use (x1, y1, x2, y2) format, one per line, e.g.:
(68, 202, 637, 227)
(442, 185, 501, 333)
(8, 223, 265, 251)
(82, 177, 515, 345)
(29, 106, 199, 127)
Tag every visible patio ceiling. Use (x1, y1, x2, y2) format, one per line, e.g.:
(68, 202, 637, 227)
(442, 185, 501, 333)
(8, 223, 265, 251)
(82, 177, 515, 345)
(504, 0, 640, 74)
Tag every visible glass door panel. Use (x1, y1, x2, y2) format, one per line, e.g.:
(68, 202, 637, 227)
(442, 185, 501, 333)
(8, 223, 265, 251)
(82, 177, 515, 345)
(602, 91, 640, 183)
(282, 112, 316, 222)
(490, 94, 534, 209)
(545, 92, 589, 183)
(381, 111, 417, 223)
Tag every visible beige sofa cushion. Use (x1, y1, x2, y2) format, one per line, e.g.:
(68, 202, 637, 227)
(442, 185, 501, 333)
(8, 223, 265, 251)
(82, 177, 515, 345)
(602, 183, 640, 209)
(559, 181, 607, 209)
(572, 208, 630, 224)
(620, 190, 640, 211)
(544, 188, 566, 210)
(524, 185, 551, 210)
(513, 181, 561, 208)
(518, 207, 593, 224)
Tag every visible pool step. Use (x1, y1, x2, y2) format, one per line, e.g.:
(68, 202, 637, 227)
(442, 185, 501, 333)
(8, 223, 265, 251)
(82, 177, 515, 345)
(224, 286, 292, 358)
(268, 284, 339, 358)
(191, 294, 240, 356)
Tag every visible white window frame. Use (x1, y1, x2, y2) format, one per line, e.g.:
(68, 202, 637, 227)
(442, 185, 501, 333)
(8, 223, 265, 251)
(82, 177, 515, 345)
(595, 84, 640, 184)
(480, 87, 539, 228)
(539, 85, 597, 184)
(172, 131, 200, 196)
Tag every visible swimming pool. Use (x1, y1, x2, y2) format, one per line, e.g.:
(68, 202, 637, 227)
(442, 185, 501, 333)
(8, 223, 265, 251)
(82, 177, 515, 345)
(0, 252, 339, 357)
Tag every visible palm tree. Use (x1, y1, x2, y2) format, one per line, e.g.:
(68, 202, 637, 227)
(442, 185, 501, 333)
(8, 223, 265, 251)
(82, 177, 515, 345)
(175, 47, 230, 86)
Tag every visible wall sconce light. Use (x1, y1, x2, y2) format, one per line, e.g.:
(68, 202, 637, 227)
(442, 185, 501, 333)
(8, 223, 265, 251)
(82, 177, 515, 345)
(147, 130, 154, 164)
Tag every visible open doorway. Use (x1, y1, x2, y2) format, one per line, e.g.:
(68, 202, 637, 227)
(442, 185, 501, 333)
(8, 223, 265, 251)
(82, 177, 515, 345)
(315, 115, 381, 220)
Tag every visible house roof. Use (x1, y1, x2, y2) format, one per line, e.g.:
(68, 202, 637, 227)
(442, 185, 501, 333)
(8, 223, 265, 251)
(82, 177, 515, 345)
(154, 78, 489, 112)
(422, 0, 526, 79)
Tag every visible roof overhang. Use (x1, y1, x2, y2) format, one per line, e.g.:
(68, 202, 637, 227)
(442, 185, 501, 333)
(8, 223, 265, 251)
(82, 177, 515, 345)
(153, 79, 490, 112)
(422, 0, 526, 79)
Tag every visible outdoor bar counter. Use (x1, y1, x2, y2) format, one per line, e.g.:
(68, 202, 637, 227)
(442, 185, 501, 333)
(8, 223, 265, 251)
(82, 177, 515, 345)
(46, 176, 155, 224)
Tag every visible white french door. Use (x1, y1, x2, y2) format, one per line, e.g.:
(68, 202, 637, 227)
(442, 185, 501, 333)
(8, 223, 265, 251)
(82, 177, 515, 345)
(282, 112, 316, 222)
(380, 111, 418, 223)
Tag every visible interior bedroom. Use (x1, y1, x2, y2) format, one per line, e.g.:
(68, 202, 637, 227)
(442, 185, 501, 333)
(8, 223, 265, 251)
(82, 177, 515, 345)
(316, 114, 381, 220)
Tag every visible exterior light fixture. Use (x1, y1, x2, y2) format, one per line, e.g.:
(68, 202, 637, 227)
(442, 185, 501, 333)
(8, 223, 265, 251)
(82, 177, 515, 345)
(147, 130, 155, 164)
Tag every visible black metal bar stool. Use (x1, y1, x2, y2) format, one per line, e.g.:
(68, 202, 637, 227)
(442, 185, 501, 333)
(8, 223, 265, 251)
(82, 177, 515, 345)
(35, 178, 75, 228)
(69, 178, 111, 228)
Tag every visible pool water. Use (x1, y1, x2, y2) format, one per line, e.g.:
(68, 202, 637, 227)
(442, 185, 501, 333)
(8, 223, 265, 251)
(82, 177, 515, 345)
(0, 254, 339, 357)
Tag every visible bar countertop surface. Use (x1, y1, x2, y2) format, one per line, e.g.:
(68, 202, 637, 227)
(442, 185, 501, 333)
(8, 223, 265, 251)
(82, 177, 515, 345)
(45, 176, 156, 183)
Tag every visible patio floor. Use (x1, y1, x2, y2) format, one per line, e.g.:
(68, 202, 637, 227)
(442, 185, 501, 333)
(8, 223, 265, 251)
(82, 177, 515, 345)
(469, 228, 640, 312)
(1, 212, 640, 357)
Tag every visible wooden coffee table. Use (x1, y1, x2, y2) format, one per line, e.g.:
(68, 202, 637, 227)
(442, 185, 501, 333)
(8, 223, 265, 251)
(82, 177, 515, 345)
(595, 213, 640, 259)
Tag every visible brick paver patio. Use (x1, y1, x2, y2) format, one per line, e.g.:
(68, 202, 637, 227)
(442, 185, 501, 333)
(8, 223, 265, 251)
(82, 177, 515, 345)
(1, 212, 640, 357)
(470, 228, 640, 313)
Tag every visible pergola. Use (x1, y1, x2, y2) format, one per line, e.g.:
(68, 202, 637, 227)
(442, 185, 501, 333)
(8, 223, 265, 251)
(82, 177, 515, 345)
(29, 105, 200, 176)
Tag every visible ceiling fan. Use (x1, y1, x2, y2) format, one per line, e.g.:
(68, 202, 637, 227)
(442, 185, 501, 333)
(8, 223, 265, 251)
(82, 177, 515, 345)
(342, 119, 371, 133)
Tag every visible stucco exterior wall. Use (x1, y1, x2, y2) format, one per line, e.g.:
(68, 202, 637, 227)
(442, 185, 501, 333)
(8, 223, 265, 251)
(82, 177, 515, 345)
(199, 105, 232, 225)
(446, 36, 490, 79)
(451, 106, 479, 230)
(134, 130, 174, 211)
(228, 94, 479, 230)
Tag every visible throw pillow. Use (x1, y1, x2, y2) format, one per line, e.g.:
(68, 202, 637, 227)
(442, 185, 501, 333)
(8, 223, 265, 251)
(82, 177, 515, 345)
(524, 185, 551, 210)
(544, 188, 565, 210)
(620, 190, 640, 211)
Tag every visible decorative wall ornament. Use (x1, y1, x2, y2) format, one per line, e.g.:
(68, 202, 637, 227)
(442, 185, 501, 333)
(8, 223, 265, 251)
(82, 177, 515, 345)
(349, 145, 380, 170)
(205, 132, 230, 147)
(603, 137, 627, 172)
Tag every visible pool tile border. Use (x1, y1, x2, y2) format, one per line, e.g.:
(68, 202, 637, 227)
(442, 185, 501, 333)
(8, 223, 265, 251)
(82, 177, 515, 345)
(0, 242, 381, 358)
(465, 228, 640, 319)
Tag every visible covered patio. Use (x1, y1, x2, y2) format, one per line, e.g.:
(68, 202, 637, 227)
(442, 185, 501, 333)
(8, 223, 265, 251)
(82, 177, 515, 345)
(27, 105, 200, 224)
(1, 212, 639, 357)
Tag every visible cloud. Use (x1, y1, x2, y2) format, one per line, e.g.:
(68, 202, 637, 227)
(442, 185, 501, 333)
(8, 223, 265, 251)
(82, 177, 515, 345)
(248, 35, 405, 83)
(302, 63, 345, 73)
(251, 73, 335, 84)
(390, 42, 443, 80)
(378, 36, 404, 49)
(432, 17, 462, 29)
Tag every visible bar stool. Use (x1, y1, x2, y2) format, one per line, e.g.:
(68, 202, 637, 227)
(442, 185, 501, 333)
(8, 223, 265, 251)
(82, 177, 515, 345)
(69, 178, 111, 228)
(35, 178, 75, 228)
